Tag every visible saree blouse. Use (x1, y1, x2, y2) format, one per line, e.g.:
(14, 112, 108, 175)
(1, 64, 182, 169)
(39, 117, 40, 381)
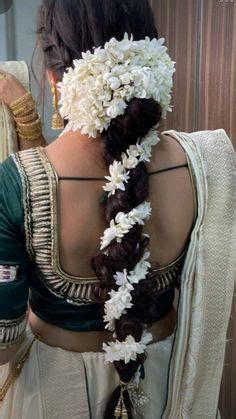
(0, 146, 196, 349)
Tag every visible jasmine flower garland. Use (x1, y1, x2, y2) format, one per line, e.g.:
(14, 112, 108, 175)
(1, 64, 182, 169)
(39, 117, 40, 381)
(100, 201, 152, 250)
(103, 126, 160, 197)
(103, 331, 153, 364)
(57, 33, 176, 138)
(104, 252, 151, 331)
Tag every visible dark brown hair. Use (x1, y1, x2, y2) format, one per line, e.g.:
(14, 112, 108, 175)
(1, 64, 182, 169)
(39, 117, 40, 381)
(35, 1, 174, 417)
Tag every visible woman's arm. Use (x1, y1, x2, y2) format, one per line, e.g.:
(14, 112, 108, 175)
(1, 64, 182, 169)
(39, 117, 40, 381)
(0, 163, 30, 364)
(19, 134, 47, 149)
(0, 71, 47, 150)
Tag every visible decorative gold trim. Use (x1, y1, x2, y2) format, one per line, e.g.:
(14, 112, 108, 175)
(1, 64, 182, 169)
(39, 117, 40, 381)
(0, 314, 27, 348)
(13, 148, 98, 306)
(149, 252, 185, 291)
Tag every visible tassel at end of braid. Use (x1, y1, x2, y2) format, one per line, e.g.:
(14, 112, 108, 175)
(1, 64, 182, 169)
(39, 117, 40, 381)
(114, 387, 129, 419)
(104, 383, 133, 419)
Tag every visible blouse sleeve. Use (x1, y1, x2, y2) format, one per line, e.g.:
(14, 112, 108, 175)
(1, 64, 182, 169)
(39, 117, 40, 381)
(0, 156, 30, 350)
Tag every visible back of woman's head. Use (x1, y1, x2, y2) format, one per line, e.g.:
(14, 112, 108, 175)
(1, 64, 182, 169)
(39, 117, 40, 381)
(37, 0, 158, 79)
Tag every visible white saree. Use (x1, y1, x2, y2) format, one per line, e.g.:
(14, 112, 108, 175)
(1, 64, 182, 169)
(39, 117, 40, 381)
(161, 128, 236, 418)
(0, 61, 30, 162)
(0, 127, 235, 419)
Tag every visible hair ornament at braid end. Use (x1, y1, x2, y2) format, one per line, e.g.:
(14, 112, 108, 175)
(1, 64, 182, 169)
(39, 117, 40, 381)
(114, 387, 129, 419)
(114, 376, 149, 416)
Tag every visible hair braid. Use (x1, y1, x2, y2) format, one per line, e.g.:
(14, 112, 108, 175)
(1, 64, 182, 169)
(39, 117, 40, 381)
(91, 97, 163, 418)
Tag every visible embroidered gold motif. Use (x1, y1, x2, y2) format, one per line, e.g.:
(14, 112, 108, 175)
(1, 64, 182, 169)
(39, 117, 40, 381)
(12, 149, 98, 306)
(0, 314, 27, 349)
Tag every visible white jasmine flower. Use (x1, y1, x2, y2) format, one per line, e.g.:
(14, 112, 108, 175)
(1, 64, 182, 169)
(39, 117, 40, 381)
(103, 331, 153, 364)
(103, 161, 130, 197)
(129, 202, 152, 225)
(113, 269, 130, 287)
(107, 76, 122, 90)
(119, 72, 132, 85)
(106, 98, 126, 119)
(104, 286, 134, 330)
(100, 202, 152, 249)
(122, 153, 139, 170)
(128, 251, 151, 284)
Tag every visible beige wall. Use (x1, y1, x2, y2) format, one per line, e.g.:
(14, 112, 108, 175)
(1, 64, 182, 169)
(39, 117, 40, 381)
(150, 0, 236, 148)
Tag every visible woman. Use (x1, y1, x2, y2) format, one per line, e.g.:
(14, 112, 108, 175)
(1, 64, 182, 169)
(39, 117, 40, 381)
(0, 1, 235, 418)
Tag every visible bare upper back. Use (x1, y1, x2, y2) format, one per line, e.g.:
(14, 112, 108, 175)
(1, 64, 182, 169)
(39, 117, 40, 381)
(44, 130, 195, 277)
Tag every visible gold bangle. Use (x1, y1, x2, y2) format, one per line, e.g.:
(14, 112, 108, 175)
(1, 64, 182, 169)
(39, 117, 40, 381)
(17, 116, 41, 129)
(18, 132, 42, 141)
(17, 125, 42, 136)
(12, 103, 36, 118)
(18, 129, 42, 139)
(16, 121, 42, 138)
(14, 111, 38, 124)
(9, 92, 33, 111)
(9, 92, 36, 118)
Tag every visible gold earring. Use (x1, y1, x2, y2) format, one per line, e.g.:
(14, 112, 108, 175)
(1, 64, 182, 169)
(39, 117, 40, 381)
(0, 71, 6, 81)
(51, 85, 64, 130)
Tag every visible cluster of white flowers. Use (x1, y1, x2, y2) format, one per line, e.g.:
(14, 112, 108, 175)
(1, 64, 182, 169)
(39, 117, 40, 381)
(57, 33, 176, 138)
(103, 330, 153, 364)
(103, 127, 160, 197)
(104, 251, 151, 331)
(100, 201, 152, 250)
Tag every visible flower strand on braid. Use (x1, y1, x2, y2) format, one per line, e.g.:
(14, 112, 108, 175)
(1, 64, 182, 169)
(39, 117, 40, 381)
(58, 34, 176, 419)
(91, 97, 162, 418)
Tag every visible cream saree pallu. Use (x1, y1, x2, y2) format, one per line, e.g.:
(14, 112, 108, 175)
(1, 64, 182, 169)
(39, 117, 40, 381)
(0, 128, 235, 419)
(161, 128, 236, 419)
(0, 61, 30, 162)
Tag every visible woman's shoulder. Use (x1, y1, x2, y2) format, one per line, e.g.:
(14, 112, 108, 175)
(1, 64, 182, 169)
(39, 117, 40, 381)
(163, 128, 233, 150)
(0, 152, 28, 228)
(0, 153, 21, 190)
(1, 146, 43, 180)
(158, 128, 234, 168)
(147, 130, 188, 173)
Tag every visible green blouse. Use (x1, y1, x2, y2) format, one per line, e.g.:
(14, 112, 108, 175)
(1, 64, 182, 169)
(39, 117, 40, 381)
(0, 147, 188, 349)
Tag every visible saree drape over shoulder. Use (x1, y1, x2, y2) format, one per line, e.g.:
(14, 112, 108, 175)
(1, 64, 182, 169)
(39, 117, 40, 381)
(0, 128, 235, 419)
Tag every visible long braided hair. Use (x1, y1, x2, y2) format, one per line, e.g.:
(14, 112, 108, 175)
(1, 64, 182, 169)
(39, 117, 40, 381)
(35, 1, 175, 417)
(93, 98, 175, 418)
